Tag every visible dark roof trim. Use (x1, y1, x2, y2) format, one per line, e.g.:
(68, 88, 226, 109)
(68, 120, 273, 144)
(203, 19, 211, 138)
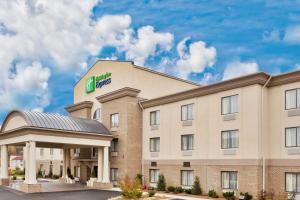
(65, 101, 93, 113)
(96, 87, 141, 103)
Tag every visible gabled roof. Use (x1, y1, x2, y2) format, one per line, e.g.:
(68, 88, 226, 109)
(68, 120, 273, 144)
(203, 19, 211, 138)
(1, 110, 111, 135)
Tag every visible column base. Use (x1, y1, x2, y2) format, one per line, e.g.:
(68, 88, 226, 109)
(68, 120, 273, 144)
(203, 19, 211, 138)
(20, 183, 41, 193)
(0, 178, 9, 186)
(93, 182, 113, 189)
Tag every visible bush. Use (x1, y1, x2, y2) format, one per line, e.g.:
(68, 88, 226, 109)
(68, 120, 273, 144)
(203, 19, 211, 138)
(184, 188, 192, 194)
(240, 192, 253, 200)
(148, 189, 156, 197)
(208, 189, 219, 198)
(191, 176, 202, 195)
(135, 173, 143, 185)
(157, 174, 166, 191)
(52, 174, 60, 179)
(12, 176, 16, 180)
(174, 186, 184, 193)
(91, 169, 97, 178)
(37, 169, 43, 178)
(119, 176, 142, 198)
(223, 191, 235, 200)
(48, 169, 53, 178)
(67, 167, 74, 179)
(167, 186, 175, 192)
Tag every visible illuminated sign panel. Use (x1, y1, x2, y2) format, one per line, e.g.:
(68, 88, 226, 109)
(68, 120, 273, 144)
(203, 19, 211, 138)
(85, 72, 112, 93)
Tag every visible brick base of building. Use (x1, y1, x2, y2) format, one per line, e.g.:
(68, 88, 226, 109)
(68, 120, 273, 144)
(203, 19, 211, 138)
(20, 183, 41, 193)
(93, 182, 113, 189)
(0, 178, 9, 186)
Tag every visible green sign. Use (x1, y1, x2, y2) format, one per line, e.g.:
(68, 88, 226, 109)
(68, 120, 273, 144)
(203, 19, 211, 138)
(85, 72, 112, 93)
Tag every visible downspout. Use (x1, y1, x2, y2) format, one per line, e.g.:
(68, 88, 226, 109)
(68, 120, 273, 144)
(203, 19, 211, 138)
(261, 75, 272, 191)
(138, 100, 145, 185)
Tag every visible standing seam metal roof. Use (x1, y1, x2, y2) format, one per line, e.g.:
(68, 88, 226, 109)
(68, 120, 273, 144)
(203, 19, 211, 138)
(1, 110, 111, 135)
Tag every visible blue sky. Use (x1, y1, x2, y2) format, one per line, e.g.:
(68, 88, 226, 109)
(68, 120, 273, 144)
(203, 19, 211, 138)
(0, 0, 300, 123)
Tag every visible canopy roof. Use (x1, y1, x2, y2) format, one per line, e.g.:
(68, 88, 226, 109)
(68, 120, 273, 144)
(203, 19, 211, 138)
(1, 110, 111, 135)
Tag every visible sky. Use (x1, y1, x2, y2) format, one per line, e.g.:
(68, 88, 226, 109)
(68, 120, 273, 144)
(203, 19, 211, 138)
(0, 0, 300, 123)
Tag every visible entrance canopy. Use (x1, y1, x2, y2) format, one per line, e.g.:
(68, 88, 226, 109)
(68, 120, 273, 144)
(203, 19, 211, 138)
(0, 110, 112, 148)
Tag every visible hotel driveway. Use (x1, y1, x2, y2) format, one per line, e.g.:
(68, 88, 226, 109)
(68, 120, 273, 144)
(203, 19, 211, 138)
(0, 187, 120, 200)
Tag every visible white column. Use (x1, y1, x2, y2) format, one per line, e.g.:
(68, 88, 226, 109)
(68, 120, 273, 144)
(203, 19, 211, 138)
(28, 141, 37, 184)
(0, 145, 8, 179)
(102, 146, 110, 183)
(62, 148, 66, 178)
(97, 147, 103, 182)
(24, 143, 29, 183)
(65, 148, 70, 178)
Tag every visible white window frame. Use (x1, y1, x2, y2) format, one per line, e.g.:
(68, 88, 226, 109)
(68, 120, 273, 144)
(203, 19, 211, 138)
(286, 173, 300, 192)
(285, 127, 300, 147)
(181, 134, 194, 151)
(285, 89, 300, 110)
(222, 171, 238, 190)
(110, 113, 119, 128)
(181, 104, 194, 121)
(222, 95, 238, 115)
(150, 110, 160, 125)
(111, 139, 118, 152)
(149, 169, 159, 183)
(110, 168, 118, 181)
(93, 108, 101, 121)
(150, 137, 160, 152)
(181, 170, 194, 186)
(221, 130, 239, 149)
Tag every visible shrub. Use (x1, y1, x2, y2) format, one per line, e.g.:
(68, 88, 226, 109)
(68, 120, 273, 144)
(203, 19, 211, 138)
(67, 167, 74, 179)
(37, 169, 43, 178)
(191, 176, 202, 195)
(167, 186, 175, 192)
(91, 169, 97, 178)
(223, 191, 235, 200)
(157, 174, 166, 191)
(240, 192, 253, 200)
(52, 174, 60, 179)
(48, 169, 53, 178)
(12, 176, 16, 180)
(208, 189, 219, 198)
(174, 186, 184, 193)
(184, 188, 192, 194)
(148, 189, 156, 197)
(119, 176, 142, 198)
(135, 173, 143, 185)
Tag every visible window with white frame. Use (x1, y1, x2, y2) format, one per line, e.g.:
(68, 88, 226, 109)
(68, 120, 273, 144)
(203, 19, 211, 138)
(222, 95, 238, 115)
(181, 170, 194, 186)
(181, 134, 194, 151)
(93, 108, 101, 121)
(110, 113, 119, 128)
(40, 148, 44, 156)
(150, 137, 160, 152)
(50, 148, 54, 155)
(150, 110, 160, 125)
(111, 139, 118, 152)
(149, 169, 159, 183)
(286, 173, 300, 192)
(286, 127, 300, 147)
(286, 89, 300, 110)
(110, 168, 118, 181)
(222, 171, 238, 190)
(181, 104, 194, 121)
(222, 130, 239, 149)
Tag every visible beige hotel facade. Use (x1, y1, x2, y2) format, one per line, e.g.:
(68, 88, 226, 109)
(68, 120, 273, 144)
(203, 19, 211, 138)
(1, 60, 300, 196)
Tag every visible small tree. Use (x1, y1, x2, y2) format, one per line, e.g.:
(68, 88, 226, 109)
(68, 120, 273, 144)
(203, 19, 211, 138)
(67, 167, 74, 179)
(91, 169, 97, 178)
(191, 176, 202, 195)
(135, 173, 143, 185)
(157, 174, 166, 191)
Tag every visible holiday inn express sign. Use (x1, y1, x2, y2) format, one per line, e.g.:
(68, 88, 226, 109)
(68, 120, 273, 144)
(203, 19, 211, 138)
(85, 72, 112, 93)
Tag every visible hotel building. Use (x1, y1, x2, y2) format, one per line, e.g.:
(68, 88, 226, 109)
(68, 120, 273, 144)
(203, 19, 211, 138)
(0, 60, 300, 196)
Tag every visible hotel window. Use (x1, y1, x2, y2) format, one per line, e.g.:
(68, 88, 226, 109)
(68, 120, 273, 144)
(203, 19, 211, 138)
(222, 130, 239, 149)
(111, 139, 118, 152)
(222, 171, 238, 190)
(93, 108, 101, 121)
(40, 148, 44, 156)
(286, 173, 300, 192)
(181, 170, 194, 186)
(111, 113, 119, 128)
(286, 89, 300, 110)
(222, 95, 238, 115)
(181, 134, 194, 151)
(110, 168, 118, 181)
(285, 127, 300, 147)
(74, 148, 80, 155)
(150, 137, 160, 152)
(150, 110, 160, 125)
(92, 147, 98, 158)
(149, 169, 159, 183)
(181, 104, 194, 121)
(50, 148, 54, 155)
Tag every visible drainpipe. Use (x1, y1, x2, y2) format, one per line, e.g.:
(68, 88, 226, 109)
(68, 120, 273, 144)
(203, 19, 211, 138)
(138, 100, 145, 185)
(261, 75, 272, 191)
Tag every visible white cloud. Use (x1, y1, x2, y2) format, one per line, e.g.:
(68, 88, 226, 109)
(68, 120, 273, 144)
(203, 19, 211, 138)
(263, 29, 281, 42)
(284, 25, 300, 44)
(223, 61, 259, 80)
(175, 37, 217, 79)
(0, 0, 174, 112)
